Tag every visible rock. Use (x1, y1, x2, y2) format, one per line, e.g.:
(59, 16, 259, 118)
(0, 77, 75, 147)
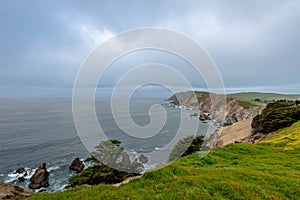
(18, 176, 25, 182)
(29, 162, 49, 189)
(138, 154, 148, 164)
(69, 158, 84, 173)
(16, 167, 27, 176)
(0, 182, 34, 199)
(15, 167, 28, 183)
(199, 113, 210, 121)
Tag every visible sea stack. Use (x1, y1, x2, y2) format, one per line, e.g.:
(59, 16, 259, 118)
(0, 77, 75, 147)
(69, 158, 84, 173)
(29, 162, 50, 189)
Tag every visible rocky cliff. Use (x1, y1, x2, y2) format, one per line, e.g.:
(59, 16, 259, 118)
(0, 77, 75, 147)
(168, 91, 264, 125)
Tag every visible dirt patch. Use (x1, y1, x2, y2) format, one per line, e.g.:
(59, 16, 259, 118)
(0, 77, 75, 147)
(215, 118, 253, 147)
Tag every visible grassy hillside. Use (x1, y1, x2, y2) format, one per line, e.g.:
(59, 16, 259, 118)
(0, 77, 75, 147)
(32, 122, 300, 200)
(229, 92, 300, 101)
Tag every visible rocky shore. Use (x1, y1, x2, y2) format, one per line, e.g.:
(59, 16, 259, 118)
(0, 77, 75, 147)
(168, 91, 265, 149)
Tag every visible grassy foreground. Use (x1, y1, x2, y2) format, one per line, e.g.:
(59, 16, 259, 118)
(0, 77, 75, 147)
(31, 122, 300, 200)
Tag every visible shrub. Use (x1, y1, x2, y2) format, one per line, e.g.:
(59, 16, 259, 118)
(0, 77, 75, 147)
(169, 135, 204, 161)
(252, 100, 300, 134)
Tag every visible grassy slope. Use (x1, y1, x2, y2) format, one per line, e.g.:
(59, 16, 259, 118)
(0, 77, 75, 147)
(229, 92, 300, 101)
(32, 122, 300, 200)
(228, 92, 300, 109)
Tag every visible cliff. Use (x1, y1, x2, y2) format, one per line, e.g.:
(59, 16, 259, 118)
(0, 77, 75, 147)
(168, 91, 264, 125)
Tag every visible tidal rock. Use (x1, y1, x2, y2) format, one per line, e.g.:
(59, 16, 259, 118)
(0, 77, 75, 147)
(199, 113, 210, 121)
(69, 158, 84, 173)
(0, 182, 34, 199)
(29, 163, 49, 189)
(16, 167, 27, 176)
(15, 167, 28, 182)
(18, 176, 26, 182)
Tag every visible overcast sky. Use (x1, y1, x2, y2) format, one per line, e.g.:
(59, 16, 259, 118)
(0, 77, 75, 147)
(1, 0, 300, 97)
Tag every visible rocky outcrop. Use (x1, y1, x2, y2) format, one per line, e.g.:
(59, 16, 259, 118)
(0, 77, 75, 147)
(29, 163, 49, 189)
(169, 91, 264, 125)
(69, 158, 84, 173)
(0, 182, 34, 199)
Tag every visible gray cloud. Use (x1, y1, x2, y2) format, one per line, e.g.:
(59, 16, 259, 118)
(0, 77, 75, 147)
(0, 0, 299, 97)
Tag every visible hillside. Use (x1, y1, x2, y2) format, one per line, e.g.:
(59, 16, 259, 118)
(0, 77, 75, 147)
(32, 122, 300, 200)
(229, 92, 300, 102)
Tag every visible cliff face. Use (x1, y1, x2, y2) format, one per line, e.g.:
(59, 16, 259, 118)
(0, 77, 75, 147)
(168, 91, 264, 125)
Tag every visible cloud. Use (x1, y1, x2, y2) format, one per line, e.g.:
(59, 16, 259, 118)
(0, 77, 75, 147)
(156, 0, 300, 87)
(0, 0, 299, 97)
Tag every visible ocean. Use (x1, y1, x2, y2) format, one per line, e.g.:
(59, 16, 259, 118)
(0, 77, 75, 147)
(0, 98, 216, 192)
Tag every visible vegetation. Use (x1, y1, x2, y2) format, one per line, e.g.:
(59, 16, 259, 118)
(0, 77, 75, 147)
(238, 98, 263, 109)
(169, 135, 204, 161)
(230, 92, 300, 102)
(68, 140, 144, 187)
(92, 139, 144, 173)
(32, 122, 300, 200)
(68, 165, 138, 187)
(252, 100, 300, 134)
(196, 91, 264, 109)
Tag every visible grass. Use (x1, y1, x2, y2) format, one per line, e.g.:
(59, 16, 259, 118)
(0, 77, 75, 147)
(229, 92, 300, 101)
(238, 98, 264, 108)
(31, 122, 300, 200)
(261, 121, 300, 151)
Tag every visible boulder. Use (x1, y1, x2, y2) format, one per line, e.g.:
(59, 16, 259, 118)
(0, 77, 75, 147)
(199, 113, 210, 121)
(0, 182, 34, 199)
(18, 176, 26, 182)
(69, 158, 84, 173)
(15, 167, 28, 182)
(29, 162, 49, 189)
(16, 167, 27, 176)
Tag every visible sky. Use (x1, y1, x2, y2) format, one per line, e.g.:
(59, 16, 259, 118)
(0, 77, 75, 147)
(0, 0, 300, 98)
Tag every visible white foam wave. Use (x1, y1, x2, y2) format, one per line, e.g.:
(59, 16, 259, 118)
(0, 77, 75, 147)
(48, 165, 61, 172)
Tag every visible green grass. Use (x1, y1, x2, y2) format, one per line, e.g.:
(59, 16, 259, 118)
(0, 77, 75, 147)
(229, 92, 300, 101)
(238, 98, 264, 108)
(31, 122, 300, 200)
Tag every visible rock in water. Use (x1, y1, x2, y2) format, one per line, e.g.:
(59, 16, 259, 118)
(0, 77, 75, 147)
(69, 158, 84, 173)
(199, 113, 210, 121)
(18, 176, 26, 183)
(29, 163, 50, 189)
(0, 182, 34, 199)
(15, 167, 28, 183)
(16, 167, 27, 175)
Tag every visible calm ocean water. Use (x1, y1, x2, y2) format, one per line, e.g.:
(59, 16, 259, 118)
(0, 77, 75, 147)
(0, 98, 216, 192)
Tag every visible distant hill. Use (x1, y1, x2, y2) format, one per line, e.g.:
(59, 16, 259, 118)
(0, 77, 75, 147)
(229, 92, 300, 102)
